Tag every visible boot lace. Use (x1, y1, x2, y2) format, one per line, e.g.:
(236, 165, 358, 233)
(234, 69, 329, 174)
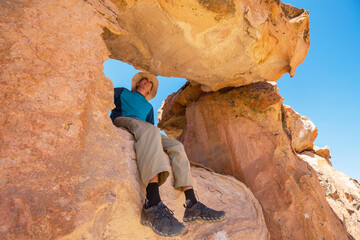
(157, 204, 175, 219)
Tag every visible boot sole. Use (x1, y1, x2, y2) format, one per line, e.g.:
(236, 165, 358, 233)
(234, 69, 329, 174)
(141, 218, 188, 237)
(183, 215, 226, 223)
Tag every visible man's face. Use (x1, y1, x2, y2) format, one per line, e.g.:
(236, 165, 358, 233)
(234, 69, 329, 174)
(136, 78, 153, 94)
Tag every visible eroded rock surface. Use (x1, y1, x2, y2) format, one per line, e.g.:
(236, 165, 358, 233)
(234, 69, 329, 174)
(0, 0, 118, 238)
(59, 129, 269, 240)
(0, 1, 269, 239)
(2, 0, 349, 239)
(158, 82, 204, 139)
(298, 151, 360, 239)
(101, 0, 310, 91)
(159, 82, 352, 239)
(314, 145, 332, 159)
(282, 105, 318, 153)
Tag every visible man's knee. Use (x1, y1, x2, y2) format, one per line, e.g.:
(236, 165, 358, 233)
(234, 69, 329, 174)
(175, 141, 185, 152)
(141, 123, 161, 138)
(167, 139, 186, 154)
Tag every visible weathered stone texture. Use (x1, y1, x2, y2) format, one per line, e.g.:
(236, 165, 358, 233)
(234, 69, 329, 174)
(159, 82, 352, 239)
(102, 0, 310, 91)
(60, 130, 270, 240)
(298, 151, 360, 239)
(158, 82, 204, 139)
(2, 0, 353, 239)
(282, 105, 318, 153)
(1, 0, 117, 238)
(0, 0, 269, 239)
(314, 145, 332, 160)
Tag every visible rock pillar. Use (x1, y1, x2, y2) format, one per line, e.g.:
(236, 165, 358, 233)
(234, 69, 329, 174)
(160, 82, 352, 239)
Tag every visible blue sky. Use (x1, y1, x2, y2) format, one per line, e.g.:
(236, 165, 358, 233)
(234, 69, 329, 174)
(104, 0, 360, 181)
(278, 0, 360, 181)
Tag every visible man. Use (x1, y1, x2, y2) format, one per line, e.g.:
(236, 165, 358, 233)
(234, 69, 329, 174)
(110, 72, 225, 237)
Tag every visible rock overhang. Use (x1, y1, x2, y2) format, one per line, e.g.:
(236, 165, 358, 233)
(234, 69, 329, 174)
(101, 0, 310, 91)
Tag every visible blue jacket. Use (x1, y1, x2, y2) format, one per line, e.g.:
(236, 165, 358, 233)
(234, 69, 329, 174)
(110, 88, 154, 124)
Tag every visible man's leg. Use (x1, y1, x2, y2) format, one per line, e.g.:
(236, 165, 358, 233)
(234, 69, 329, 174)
(160, 134, 193, 189)
(145, 175, 161, 208)
(113, 117, 187, 236)
(182, 186, 198, 207)
(114, 117, 170, 188)
(161, 134, 226, 222)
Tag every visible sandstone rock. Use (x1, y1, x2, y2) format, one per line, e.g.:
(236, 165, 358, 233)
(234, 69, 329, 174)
(59, 128, 269, 240)
(298, 151, 360, 239)
(314, 145, 332, 159)
(160, 82, 352, 239)
(2, 0, 344, 239)
(282, 105, 318, 152)
(101, 0, 310, 91)
(158, 82, 203, 139)
(0, 2, 268, 239)
(1, 0, 120, 238)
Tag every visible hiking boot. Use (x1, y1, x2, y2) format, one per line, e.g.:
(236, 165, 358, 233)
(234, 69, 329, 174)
(141, 200, 188, 237)
(183, 201, 226, 223)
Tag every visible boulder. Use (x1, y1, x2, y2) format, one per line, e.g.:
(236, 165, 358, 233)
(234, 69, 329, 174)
(282, 105, 318, 152)
(101, 0, 310, 91)
(158, 82, 203, 139)
(59, 129, 270, 240)
(159, 82, 352, 239)
(298, 151, 360, 239)
(314, 145, 332, 159)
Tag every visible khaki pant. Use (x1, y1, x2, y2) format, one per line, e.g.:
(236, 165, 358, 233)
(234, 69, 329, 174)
(114, 117, 193, 189)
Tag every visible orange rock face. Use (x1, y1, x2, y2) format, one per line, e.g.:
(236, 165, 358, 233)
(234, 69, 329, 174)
(60, 130, 270, 240)
(298, 151, 360, 239)
(0, 0, 121, 238)
(313, 145, 332, 159)
(159, 82, 353, 239)
(102, 0, 310, 91)
(2, 0, 344, 239)
(282, 105, 318, 153)
(158, 82, 204, 139)
(0, 1, 269, 239)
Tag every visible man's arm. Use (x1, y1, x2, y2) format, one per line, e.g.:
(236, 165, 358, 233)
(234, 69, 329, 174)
(145, 107, 154, 125)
